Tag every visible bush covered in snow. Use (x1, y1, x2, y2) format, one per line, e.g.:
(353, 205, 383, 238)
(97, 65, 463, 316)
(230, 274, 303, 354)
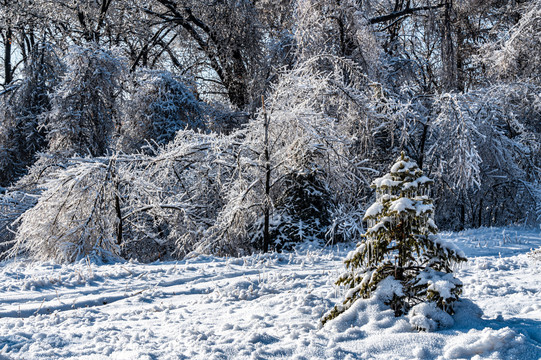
(119, 70, 207, 153)
(322, 153, 467, 331)
(10, 158, 122, 263)
(529, 247, 541, 261)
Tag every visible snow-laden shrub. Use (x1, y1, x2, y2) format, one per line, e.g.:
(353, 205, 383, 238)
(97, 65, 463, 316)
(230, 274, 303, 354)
(1, 154, 78, 260)
(428, 87, 541, 230)
(8, 130, 231, 263)
(325, 204, 365, 245)
(119, 130, 233, 260)
(119, 70, 207, 152)
(10, 159, 121, 263)
(322, 153, 467, 330)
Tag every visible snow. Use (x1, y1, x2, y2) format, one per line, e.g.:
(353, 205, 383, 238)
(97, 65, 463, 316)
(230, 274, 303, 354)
(433, 234, 465, 259)
(401, 176, 433, 192)
(409, 302, 454, 332)
(415, 175, 432, 185)
(414, 202, 433, 216)
(363, 202, 384, 219)
(415, 269, 462, 300)
(443, 327, 528, 359)
(345, 243, 365, 262)
(366, 216, 391, 234)
(390, 160, 418, 174)
(372, 174, 401, 189)
(0, 227, 540, 359)
(389, 198, 415, 214)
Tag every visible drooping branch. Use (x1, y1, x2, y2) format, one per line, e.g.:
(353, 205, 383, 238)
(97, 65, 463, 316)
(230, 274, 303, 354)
(369, 3, 446, 24)
(122, 204, 180, 220)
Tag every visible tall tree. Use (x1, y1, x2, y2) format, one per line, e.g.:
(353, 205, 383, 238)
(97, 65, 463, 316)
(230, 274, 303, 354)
(45, 44, 125, 157)
(0, 44, 60, 186)
(143, 0, 265, 109)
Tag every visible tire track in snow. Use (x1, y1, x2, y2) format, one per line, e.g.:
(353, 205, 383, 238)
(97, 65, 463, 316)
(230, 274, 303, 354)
(0, 261, 318, 319)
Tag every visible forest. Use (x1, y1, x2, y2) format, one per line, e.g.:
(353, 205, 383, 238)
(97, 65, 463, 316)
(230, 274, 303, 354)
(0, 0, 540, 263)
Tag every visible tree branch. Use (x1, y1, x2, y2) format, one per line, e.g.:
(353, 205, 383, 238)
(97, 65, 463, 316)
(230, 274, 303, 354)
(369, 3, 446, 24)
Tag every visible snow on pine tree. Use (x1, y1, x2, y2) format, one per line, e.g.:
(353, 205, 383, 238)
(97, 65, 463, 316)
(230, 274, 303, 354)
(321, 152, 467, 331)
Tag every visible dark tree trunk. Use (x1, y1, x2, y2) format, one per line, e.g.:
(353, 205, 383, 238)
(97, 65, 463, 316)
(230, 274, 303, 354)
(441, 0, 457, 91)
(369, 3, 445, 24)
(4, 27, 13, 85)
(115, 191, 123, 245)
(262, 95, 271, 253)
(478, 198, 483, 228)
(418, 121, 429, 169)
(150, 0, 251, 109)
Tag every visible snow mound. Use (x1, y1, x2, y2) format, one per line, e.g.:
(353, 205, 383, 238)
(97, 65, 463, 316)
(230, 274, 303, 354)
(443, 327, 527, 359)
(325, 277, 411, 334)
(409, 302, 454, 332)
(324, 295, 412, 335)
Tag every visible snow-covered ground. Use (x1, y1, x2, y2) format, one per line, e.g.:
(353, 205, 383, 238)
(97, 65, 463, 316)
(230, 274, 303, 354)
(0, 227, 540, 360)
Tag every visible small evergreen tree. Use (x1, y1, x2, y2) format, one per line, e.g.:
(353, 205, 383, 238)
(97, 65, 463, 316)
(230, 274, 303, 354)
(251, 144, 331, 251)
(322, 153, 466, 330)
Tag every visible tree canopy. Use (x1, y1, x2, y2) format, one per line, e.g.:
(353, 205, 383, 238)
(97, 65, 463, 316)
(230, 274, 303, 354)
(0, 0, 539, 262)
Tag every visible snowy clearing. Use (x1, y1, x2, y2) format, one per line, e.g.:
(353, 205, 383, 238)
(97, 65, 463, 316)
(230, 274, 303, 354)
(0, 227, 540, 360)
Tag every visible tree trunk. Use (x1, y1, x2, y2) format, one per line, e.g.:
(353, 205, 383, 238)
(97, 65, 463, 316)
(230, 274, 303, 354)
(417, 121, 429, 169)
(441, 0, 457, 91)
(3, 27, 13, 85)
(478, 198, 483, 228)
(262, 95, 271, 253)
(115, 190, 123, 245)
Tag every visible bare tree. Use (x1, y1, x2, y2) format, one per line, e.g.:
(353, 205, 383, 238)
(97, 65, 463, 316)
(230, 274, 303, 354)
(142, 0, 265, 109)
